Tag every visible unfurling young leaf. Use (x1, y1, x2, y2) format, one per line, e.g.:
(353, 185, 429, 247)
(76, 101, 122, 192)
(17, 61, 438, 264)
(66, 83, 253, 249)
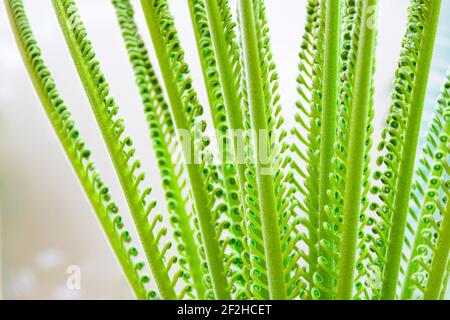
(5, 0, 449, 300)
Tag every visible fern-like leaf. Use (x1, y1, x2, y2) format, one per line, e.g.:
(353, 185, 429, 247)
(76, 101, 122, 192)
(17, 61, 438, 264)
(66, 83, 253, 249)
(370, 0, 442, 299)
(401, 70, 450, 299)
(111, 0, 206, 299)
(52, 0, 182, 299)
(291, 0, 322, 298)
(140, 0, 231, 299)
(237, 0, 287, 300)
(5, 0, 152, 300)
(335, 0, 378, 300)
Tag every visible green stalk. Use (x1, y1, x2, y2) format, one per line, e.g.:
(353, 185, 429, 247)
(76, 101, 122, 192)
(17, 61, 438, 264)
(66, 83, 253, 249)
(186, 0, 251, 297)
(140, 0, 230, 299)
(112, 0, 205, 298)
(200, 1, 261, 290)
(5, 0, 147, 299)
(439, 262, 450, 299)
(318, 0, 342, 299)
(381, 0, 442, 300)
(424, 201, 450, 299)
(187, 0, 225, 132)
(187, 0, 245, 226)
(202, 0, 248, 204)
(336, 0, 378, 300)
(400, 116, 450, 299)
(237, 0, 286, 300)
(52, 0, 175, 299)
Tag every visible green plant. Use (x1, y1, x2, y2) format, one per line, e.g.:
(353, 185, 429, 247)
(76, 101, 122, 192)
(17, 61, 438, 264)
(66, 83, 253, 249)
(5, 0, 450, 300)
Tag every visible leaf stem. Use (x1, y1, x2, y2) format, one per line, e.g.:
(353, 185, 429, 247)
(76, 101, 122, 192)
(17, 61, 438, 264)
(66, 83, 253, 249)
(381, 0, 442, 300)
(336, 0, 378, 300)
(5, 0, 148, 299)
(318, 0, 342, 299)
(112, 0, 205, 298)
(237, 0, 286, 300)
(202, 0, 248, 203)
(400, 99, 450, 300)
(424, 200, 450, 299)
(52, 0, 175, 299)
(438, 262, 450, 299)
(140, 0, 230, 299)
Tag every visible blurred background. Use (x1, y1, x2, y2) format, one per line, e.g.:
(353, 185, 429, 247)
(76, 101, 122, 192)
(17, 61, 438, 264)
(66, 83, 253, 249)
(0, 0, 449, 299)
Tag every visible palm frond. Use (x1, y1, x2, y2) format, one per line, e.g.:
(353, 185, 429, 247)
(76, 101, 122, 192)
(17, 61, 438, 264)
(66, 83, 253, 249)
(237, 0, 287, 300)
(5, 0, 152, 300)
(112, 0, 205, 299)
(370, 0, 442, 299)
(252, 0, 302, 299)
(291, 0, 322, 299)
(140, 0, 232, 299)
(51, 0, 186, 299)
(6, 0, 450, 302)
(401, 70, 450, 299)
(335, 0, 378, 300)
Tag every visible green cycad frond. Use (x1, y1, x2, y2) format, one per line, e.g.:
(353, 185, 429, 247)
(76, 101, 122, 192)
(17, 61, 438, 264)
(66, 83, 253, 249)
(371, 0, 442, 299)
(187, 0, 252, 299)
(370, 2, 430, 294)
(200, 0, 272, 299)
(293, 0, 377, 300)
(401, 71, 450, 299)
(291, 0, 321, 298)
(233, 9, 270, 298)
(5, 0, 152, 300)
(252, 0, 302, 299)
(292, 0, 343, 300)
(331, 0, 363, 245)
(140, 0, 231, 299)
(335, 0, 378, 300)
(51, 0, 186, 299)
(238, 0, 288, 300)
(314, 0, 343, 300)
(188, 0, 229, 135)
(188, 0, 247, 232)
(292, 0, 344, 300)
(7, 0, 450, 302)
(188, 0, 243, 226)
(111, 0, 205, 299)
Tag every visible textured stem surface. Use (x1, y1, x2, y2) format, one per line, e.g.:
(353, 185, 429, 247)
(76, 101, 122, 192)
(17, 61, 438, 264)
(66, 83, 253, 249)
(318, 0, 342, 299)
(5, 0, 147, 299)
(140, 0, 230, 299)
(52, 0, 175, 299)
(381, 0, 442, 300)
(424, 202, 450, 299)
(238, 0, 287, 300)
(336, 0, 378, 300)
